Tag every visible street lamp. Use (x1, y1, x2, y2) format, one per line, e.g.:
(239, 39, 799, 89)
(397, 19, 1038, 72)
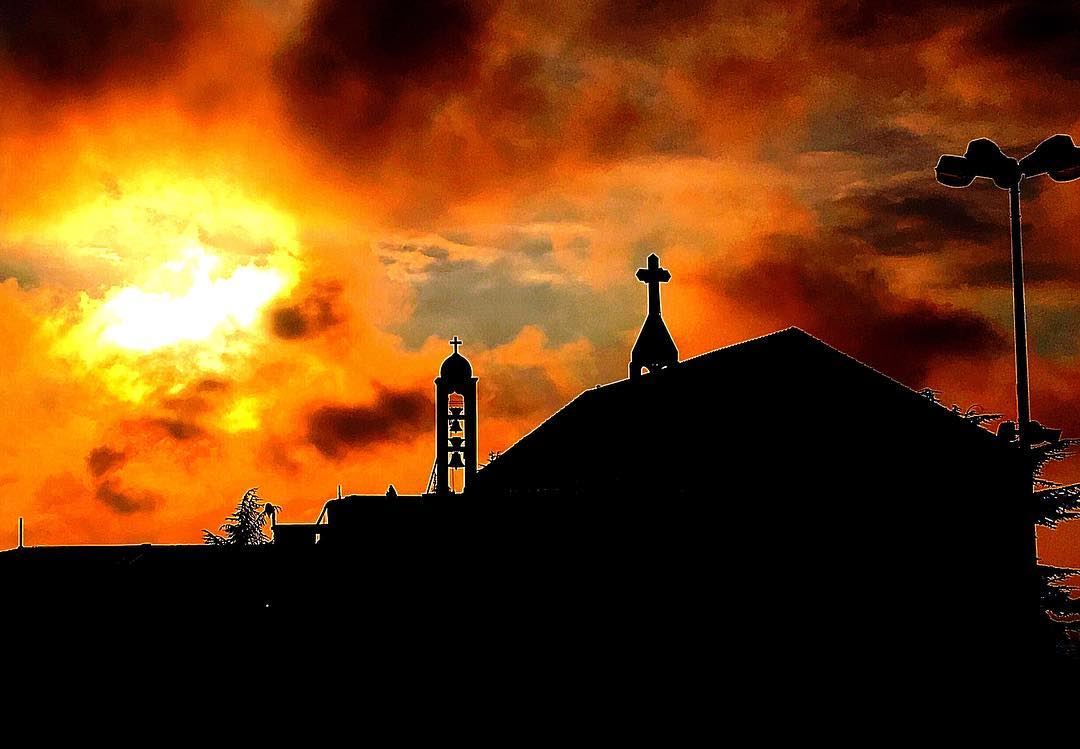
(936, 134, 1080, 446)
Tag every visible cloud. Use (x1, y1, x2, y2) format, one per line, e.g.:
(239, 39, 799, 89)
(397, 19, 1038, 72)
(0, 257, 39, 289)
(824, 186, 1002, 256)
(0, 1, 197, 92)
(860, 300, 1008, 380)
(582, 76, 703, 160)
(306, 386, 431, 459)
(720, 236, 1009, 384)
(275, 0, 491, 156)
(814, 1, 994, 46)
(95, 479, 160, 514)
(972, 2, 1080, 81)
(960, 260, 1080, 288)
(194, 378, 229, 393)
(148, 418, 205, 441)
(801, 107, 935, 165)
(86, 446, 126, 477)
(480, 364, 564, 419)
(269, 281, 343, 340)
(392, 254, 638, 349)
(585, 0, 711, 56)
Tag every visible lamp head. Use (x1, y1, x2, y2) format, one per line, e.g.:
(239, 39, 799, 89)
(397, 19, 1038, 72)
(1020, 134, 1080, 182)
(936, 138, 1019, 189)
(964, 138, 1020, 189)
(935, 154, 976, 188)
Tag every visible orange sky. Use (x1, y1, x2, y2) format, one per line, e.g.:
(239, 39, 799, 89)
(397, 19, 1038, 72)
(1, 1, 1079, 563)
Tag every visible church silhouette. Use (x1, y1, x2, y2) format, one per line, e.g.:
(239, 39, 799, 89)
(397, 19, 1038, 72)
(2, 253, 1050, 672)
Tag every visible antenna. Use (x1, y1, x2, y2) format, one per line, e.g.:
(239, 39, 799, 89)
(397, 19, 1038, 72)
(337, 484, 343, 501)
(18, 517, 24, 549)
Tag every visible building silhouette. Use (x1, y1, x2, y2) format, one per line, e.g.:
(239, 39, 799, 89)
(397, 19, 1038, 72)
(433, 335, 478, 494)
(1, 253, 1051, 671)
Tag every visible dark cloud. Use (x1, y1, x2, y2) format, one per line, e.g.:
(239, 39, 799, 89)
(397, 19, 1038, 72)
(973, 2, 1080, 81)
(0, 1, 194, 92)
(194, 378, 229, 393)
(95, 479, 160, 515)
(134, 418, 204, 441)
(722, 237, 1008, 384)
(861, 301, 1008, 381)
(275, 0, 491, 155)
(960, 259, 1080, 288)
(814, 1, 992, 45)
(824, 186, 1001, 256)
(86, 446, 126, 478)
(270, 280, 344, 340)
(815, 1, 932, 44)
(481, 364, 564, 418)
(307, 386, 431, 459)
(271, 307, 308, 339)
(586, 0, 711, 56)
(803, 107, 934, 164)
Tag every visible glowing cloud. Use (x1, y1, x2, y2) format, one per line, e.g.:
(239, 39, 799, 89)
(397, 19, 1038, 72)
(97, 246, 287, 352)
(40, 174, 304, 402)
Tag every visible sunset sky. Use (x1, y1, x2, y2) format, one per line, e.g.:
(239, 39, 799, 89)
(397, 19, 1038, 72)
(2, 1, 1079, 561)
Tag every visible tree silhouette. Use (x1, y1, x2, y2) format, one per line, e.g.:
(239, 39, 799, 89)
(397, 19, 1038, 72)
(929, 393, 1080, 660)
(923, 392, 1080, 524)
(1041, 566, 1080, 660)
(203, 487, 281, 546)
(952, 403, 1002, 429)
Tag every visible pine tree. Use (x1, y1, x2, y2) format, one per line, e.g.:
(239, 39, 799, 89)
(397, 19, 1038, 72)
(203, 487, 282, 546)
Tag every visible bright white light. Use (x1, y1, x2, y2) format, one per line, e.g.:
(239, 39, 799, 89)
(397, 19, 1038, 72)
(97, 245, 286, 352)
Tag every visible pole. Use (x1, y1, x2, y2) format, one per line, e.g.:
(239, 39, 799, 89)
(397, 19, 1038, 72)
(1009, 182, 1031, 447)
(1009, 181, 1044, 659)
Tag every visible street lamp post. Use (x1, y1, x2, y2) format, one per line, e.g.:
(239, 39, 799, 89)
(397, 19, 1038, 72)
(936, 134, 1080, 447)
(1008, 181, 1030, 444)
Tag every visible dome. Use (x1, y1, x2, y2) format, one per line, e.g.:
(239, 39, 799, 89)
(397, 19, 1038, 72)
(440, 351, 473, 381)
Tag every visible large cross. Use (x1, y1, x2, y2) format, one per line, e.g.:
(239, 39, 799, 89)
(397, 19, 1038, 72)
(449, 335, 463, 354)
(635, 254, 671, 317)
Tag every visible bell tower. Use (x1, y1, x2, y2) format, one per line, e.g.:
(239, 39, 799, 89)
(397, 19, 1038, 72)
(433, 336, 478, 494)
(630, 253, 679, 379)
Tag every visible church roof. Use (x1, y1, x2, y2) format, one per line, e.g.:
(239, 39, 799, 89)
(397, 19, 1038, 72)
(471, 327, 1009, 496)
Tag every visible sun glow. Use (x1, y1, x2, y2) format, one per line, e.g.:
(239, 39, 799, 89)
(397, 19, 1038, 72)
(45, 174, 304, 400)
(97, 245, 287, 352)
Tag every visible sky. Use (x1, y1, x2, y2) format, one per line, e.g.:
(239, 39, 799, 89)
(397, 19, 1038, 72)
(1, 0, 1079, 561)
